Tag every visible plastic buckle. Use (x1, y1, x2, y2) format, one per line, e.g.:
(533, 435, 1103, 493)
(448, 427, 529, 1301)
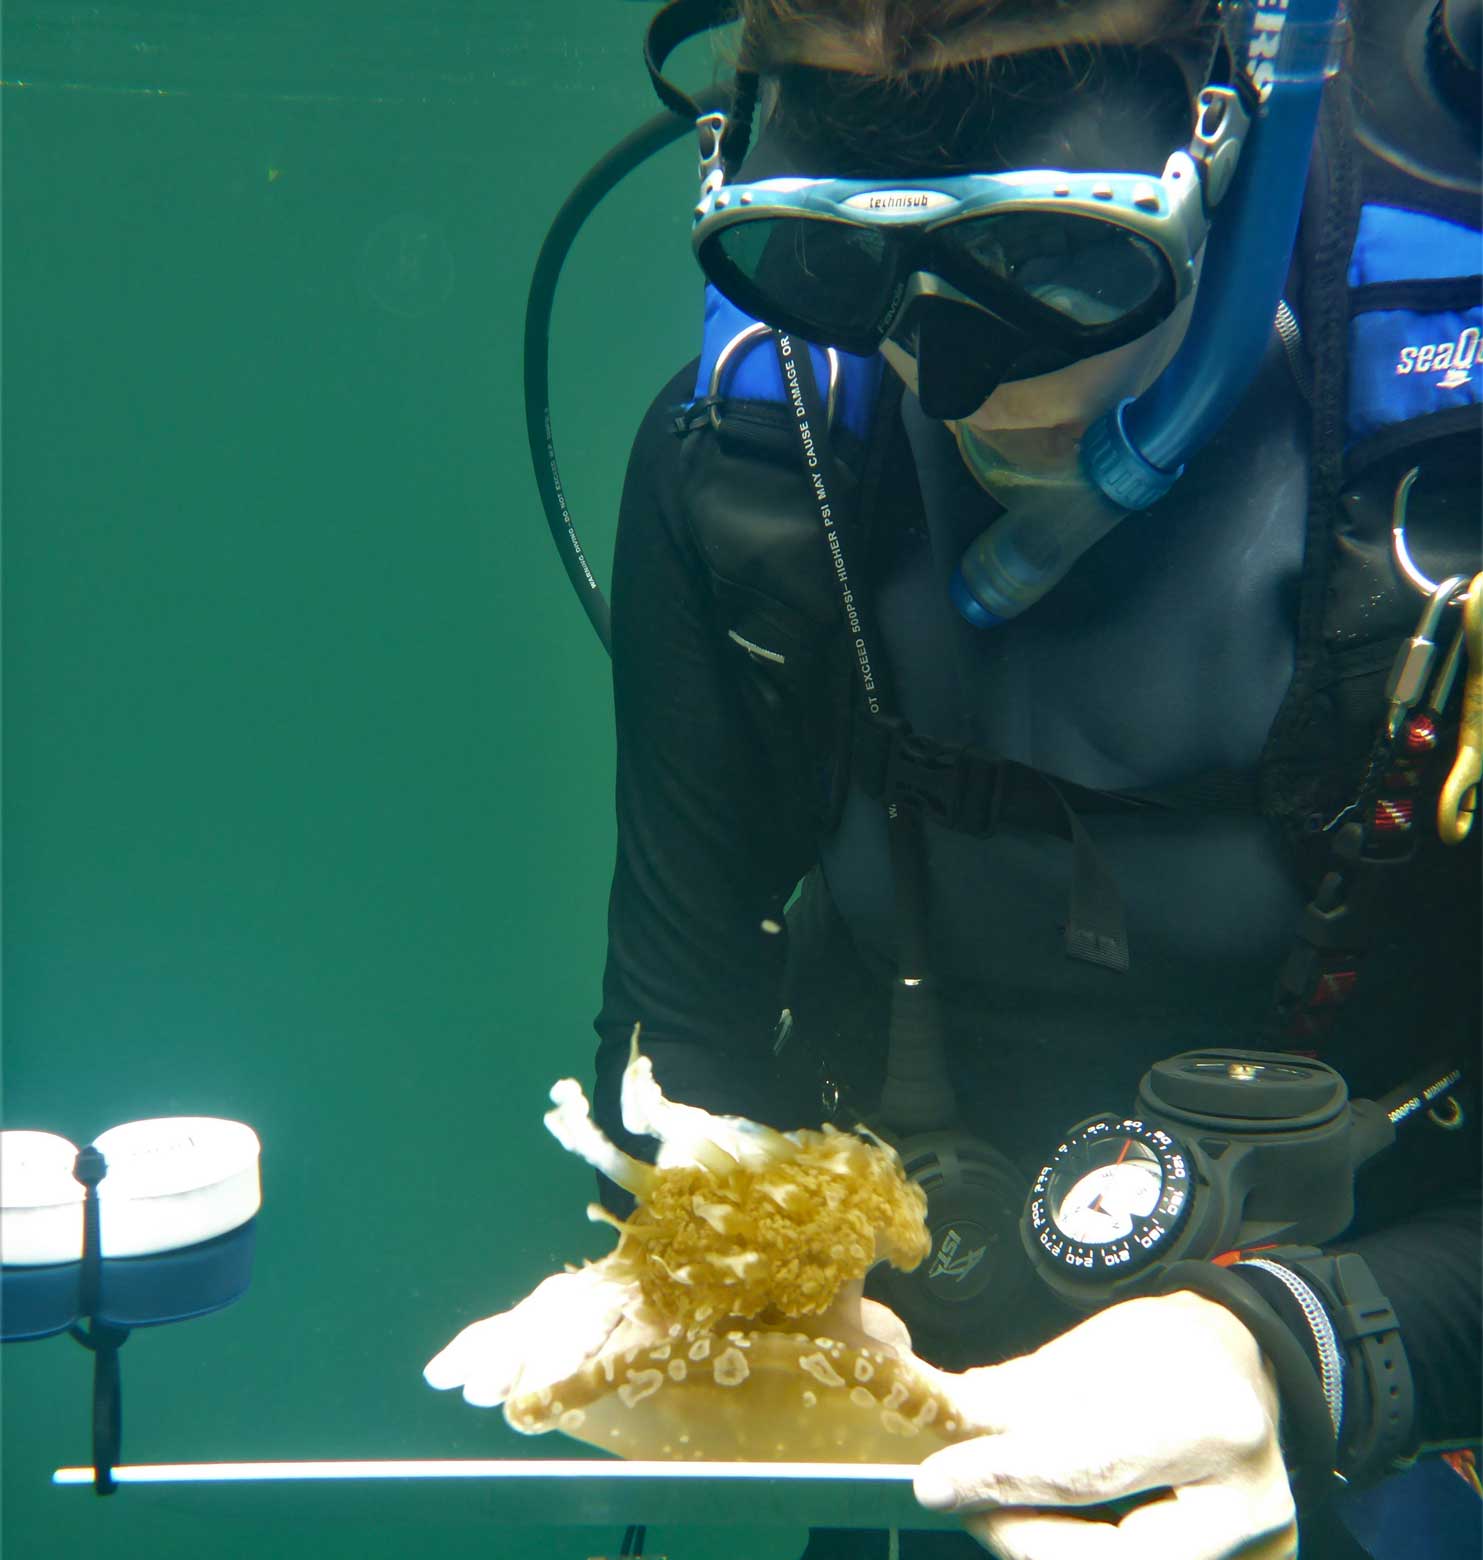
(1190, 86, 1249, 208)
(883, 727, 969, 829)
(696, 111, 728, 201)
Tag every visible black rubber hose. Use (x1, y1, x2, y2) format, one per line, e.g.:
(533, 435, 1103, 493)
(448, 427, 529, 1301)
(1430, 0, 1482, 122)
(523, 89, 730, 655)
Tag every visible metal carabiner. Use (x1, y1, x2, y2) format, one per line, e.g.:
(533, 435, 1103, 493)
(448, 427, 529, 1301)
(1385, 572, 1470, 742)
(1391, 466, 1472, 606)
(1425, 615, 1470, 723)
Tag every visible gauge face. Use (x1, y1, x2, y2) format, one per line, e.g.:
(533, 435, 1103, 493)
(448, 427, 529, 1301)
(1053, 1157, 1164, 1243)
(1026, 1118, 1193, 1283)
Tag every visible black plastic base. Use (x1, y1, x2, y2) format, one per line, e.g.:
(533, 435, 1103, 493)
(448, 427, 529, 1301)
(2, 1218, 257, 1341)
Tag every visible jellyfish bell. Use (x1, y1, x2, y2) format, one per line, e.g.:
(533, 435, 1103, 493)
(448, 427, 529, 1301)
(501, 1029, 969, 1463)
(503, 1278, 967, 1462)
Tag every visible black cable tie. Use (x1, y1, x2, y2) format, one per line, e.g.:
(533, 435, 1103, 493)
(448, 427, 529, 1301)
(71, 1145, 129, 1495)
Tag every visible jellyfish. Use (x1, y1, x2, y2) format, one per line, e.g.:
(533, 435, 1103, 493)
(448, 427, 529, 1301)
(430, 1029, 972, 1463)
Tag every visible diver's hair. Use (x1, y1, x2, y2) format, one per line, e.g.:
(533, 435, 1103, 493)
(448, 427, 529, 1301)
(727, 1, 1211, 175)
(733, 0, 1202, 77)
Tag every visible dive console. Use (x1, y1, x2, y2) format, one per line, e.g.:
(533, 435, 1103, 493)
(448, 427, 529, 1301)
(1024, 1048, 1461, 1308)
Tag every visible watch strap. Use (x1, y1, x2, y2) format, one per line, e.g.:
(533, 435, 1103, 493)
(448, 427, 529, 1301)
(1239, 1245, 1416, 1486)
(1154, 1258, 1338, 1508)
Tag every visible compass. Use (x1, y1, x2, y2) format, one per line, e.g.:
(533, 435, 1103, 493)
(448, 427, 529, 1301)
(1020, 1048, 1456, 1308)
(1025, 1116, 1194, 1284)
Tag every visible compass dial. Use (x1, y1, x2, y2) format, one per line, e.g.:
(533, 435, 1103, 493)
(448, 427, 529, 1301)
(1026, 1118, 1193, 1282)
(1053, 1156, 1165, 1243)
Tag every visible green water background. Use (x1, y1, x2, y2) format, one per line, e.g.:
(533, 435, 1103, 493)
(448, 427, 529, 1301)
(2, 3, 805, 1553)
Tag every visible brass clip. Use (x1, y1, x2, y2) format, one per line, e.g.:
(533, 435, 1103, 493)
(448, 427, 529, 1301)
(1438, 574, 1482, 845)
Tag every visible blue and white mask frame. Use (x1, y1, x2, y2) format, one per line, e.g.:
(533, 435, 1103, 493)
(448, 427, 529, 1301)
(689, 122, 1241, 374)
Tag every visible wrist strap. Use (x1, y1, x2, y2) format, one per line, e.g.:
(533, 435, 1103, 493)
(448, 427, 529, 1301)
(1239, 1259, 1345, 1441)
(1154, 1259, 1338, 1508)
(1237, 1246, 1415, 1486)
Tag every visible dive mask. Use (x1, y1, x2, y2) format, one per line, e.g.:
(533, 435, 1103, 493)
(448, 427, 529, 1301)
(691, 87, 1247, 411)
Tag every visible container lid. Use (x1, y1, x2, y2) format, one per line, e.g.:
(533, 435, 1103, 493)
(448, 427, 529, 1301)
(2, 1118, 261, 1265)
(1, 1131, 86, 1211)
(92, 1118, 260, 1200)
(92, 1118, 262, 1259)
(0, 1132, 86, 1266)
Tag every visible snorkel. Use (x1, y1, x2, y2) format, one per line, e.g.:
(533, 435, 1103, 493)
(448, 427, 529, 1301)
(950, 0, 1348, 628)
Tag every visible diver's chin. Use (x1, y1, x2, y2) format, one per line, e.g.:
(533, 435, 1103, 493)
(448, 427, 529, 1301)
(954, 421, 1087, 471)
(881, 344, 1089, 462)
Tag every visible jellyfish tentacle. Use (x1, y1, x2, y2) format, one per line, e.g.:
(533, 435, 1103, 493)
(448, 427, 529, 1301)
(544, 1077, 656, 1198)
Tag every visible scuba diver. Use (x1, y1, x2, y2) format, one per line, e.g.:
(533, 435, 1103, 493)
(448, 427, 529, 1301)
(432, 0, 1480, 1555)
(591, 1, 1481, 1554)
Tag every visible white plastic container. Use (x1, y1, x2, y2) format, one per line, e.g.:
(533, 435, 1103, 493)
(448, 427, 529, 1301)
(1, 1117, 261, 1266)
(0, 1131, 86, 1266)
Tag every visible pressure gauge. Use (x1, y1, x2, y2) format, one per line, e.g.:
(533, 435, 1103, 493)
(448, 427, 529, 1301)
(1025, 1117, 1193, 1284)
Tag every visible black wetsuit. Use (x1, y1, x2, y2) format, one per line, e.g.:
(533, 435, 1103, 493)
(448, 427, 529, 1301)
(593, 329, 1480, 1549)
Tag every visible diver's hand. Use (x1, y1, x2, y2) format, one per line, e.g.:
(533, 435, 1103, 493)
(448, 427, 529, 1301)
(424, 1266, 654, 1408)
(857, 1295, 916, 1358)
(913, 1291, 1297, 1560)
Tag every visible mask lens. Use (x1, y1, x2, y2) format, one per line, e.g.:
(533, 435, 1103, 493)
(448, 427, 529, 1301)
(938, 212, 1169, 328)
(701, 216, 897, 347)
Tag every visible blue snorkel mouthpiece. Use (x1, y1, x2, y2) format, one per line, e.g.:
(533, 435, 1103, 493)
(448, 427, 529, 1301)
(953, 0, 1347, 628)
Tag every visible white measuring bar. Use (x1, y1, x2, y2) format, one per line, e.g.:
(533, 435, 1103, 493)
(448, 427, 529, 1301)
(51, 1459, 956, 1528)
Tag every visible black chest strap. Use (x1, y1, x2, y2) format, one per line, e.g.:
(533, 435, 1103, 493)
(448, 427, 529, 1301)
(848, 710, 1208, 974)
(852, 710, 1258, 836)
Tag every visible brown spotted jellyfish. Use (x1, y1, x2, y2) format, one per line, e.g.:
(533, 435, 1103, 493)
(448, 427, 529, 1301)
(425, 1028, 973, 1463)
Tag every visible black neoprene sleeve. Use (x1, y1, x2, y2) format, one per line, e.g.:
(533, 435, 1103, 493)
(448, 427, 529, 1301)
(594, 364, 819, 1206)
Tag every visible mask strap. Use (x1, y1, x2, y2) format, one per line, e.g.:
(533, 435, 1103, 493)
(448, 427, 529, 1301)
(644, 0, 723, 119)
(1163, 0, 1244, 119)
(644, 0, 760, 174)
